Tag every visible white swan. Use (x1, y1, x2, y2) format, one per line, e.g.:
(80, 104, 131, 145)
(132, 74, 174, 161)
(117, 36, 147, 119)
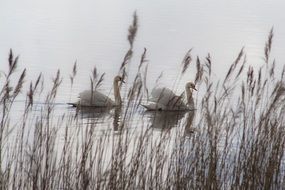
(142, 82, 197, 111)
(70, 75, 124, 107)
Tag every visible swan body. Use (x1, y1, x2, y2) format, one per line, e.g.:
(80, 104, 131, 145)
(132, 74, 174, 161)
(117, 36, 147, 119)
(78, 90, 115, 107)
(142, 82, 196, 111)
(70, 75, 124, 107)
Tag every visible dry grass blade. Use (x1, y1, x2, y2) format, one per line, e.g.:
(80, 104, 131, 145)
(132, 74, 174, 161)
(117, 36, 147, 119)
(233, 47, 244, 68)
(235, 54, 246, 80)
(281, 65, 285, 81)
(139, 48, 147, 71)
(155, 72, 163, 85)
(224, 48, 245, 83)
(34, 73, 42, 91)
(73, 60, 77, 76)
(120, 50, 133, 71)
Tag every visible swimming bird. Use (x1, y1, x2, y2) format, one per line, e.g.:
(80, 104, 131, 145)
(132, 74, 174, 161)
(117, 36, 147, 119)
(142, 82, 197, 111)
(69, 75, 124, 107)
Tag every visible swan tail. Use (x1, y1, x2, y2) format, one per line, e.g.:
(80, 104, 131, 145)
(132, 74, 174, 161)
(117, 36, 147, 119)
(141, 103, 163, 111)
(67, 102, 78, 107)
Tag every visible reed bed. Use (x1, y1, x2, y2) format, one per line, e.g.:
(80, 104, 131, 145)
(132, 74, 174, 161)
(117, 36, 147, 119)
(0, 14, 284, 190)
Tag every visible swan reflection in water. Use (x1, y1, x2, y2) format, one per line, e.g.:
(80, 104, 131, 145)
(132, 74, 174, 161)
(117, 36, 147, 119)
(145, 111, 187, 130)
(75, 107, 112, 119)
(144, 109, 196, 136)
(71, 105, 195, 134)
(72, 106, 122, 132)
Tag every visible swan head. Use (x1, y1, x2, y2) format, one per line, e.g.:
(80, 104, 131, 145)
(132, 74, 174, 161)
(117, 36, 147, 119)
(186, 82, 197, 91)
(114, 75, 125, 84)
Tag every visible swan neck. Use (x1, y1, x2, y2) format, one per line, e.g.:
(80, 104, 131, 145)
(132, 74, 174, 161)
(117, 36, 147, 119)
(113, 80, 122, 106)
(185, 87, 193, 106)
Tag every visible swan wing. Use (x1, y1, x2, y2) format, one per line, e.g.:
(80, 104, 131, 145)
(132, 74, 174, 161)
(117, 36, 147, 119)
(79, 90, 114, 107)
(149, 87, 187, 110)
(150, 87, 176, 102)
(141, 102, 166, 111)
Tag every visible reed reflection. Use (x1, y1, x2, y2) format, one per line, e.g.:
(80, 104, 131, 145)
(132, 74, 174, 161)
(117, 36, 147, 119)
(112, 107, 122, 131)
(184, 111, 196, 137)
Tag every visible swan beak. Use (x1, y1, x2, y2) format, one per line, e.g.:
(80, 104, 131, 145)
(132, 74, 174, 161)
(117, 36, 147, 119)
(121, 80, 125, 84)
(193, 87, 197, 91)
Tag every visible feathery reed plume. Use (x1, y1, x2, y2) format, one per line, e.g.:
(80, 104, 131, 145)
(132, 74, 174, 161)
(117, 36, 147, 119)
(88, 66, 105, 104)
(27, 82, 33, 107)
(119, 12, 139, 84)
(194, 56, 203, 84)
(205, 53, 212, 76)
(92, 67, 97, 80)
(203, 53, 212, 87)
(171, 48, 193, 94)
(128, 11, 138, 49)
(264, 27, 274, 64)
(26, 73, 42, 108)
(95, 73, 105, 89)
(70, 60, 77, 87)
(47, 70, 62, 101)
(8, 49, 13, 67)
(181, 48, 193, 75)
(12, 68, 26, 99)
(224, 48, 244, 83)
(8, 49, 19, 77)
